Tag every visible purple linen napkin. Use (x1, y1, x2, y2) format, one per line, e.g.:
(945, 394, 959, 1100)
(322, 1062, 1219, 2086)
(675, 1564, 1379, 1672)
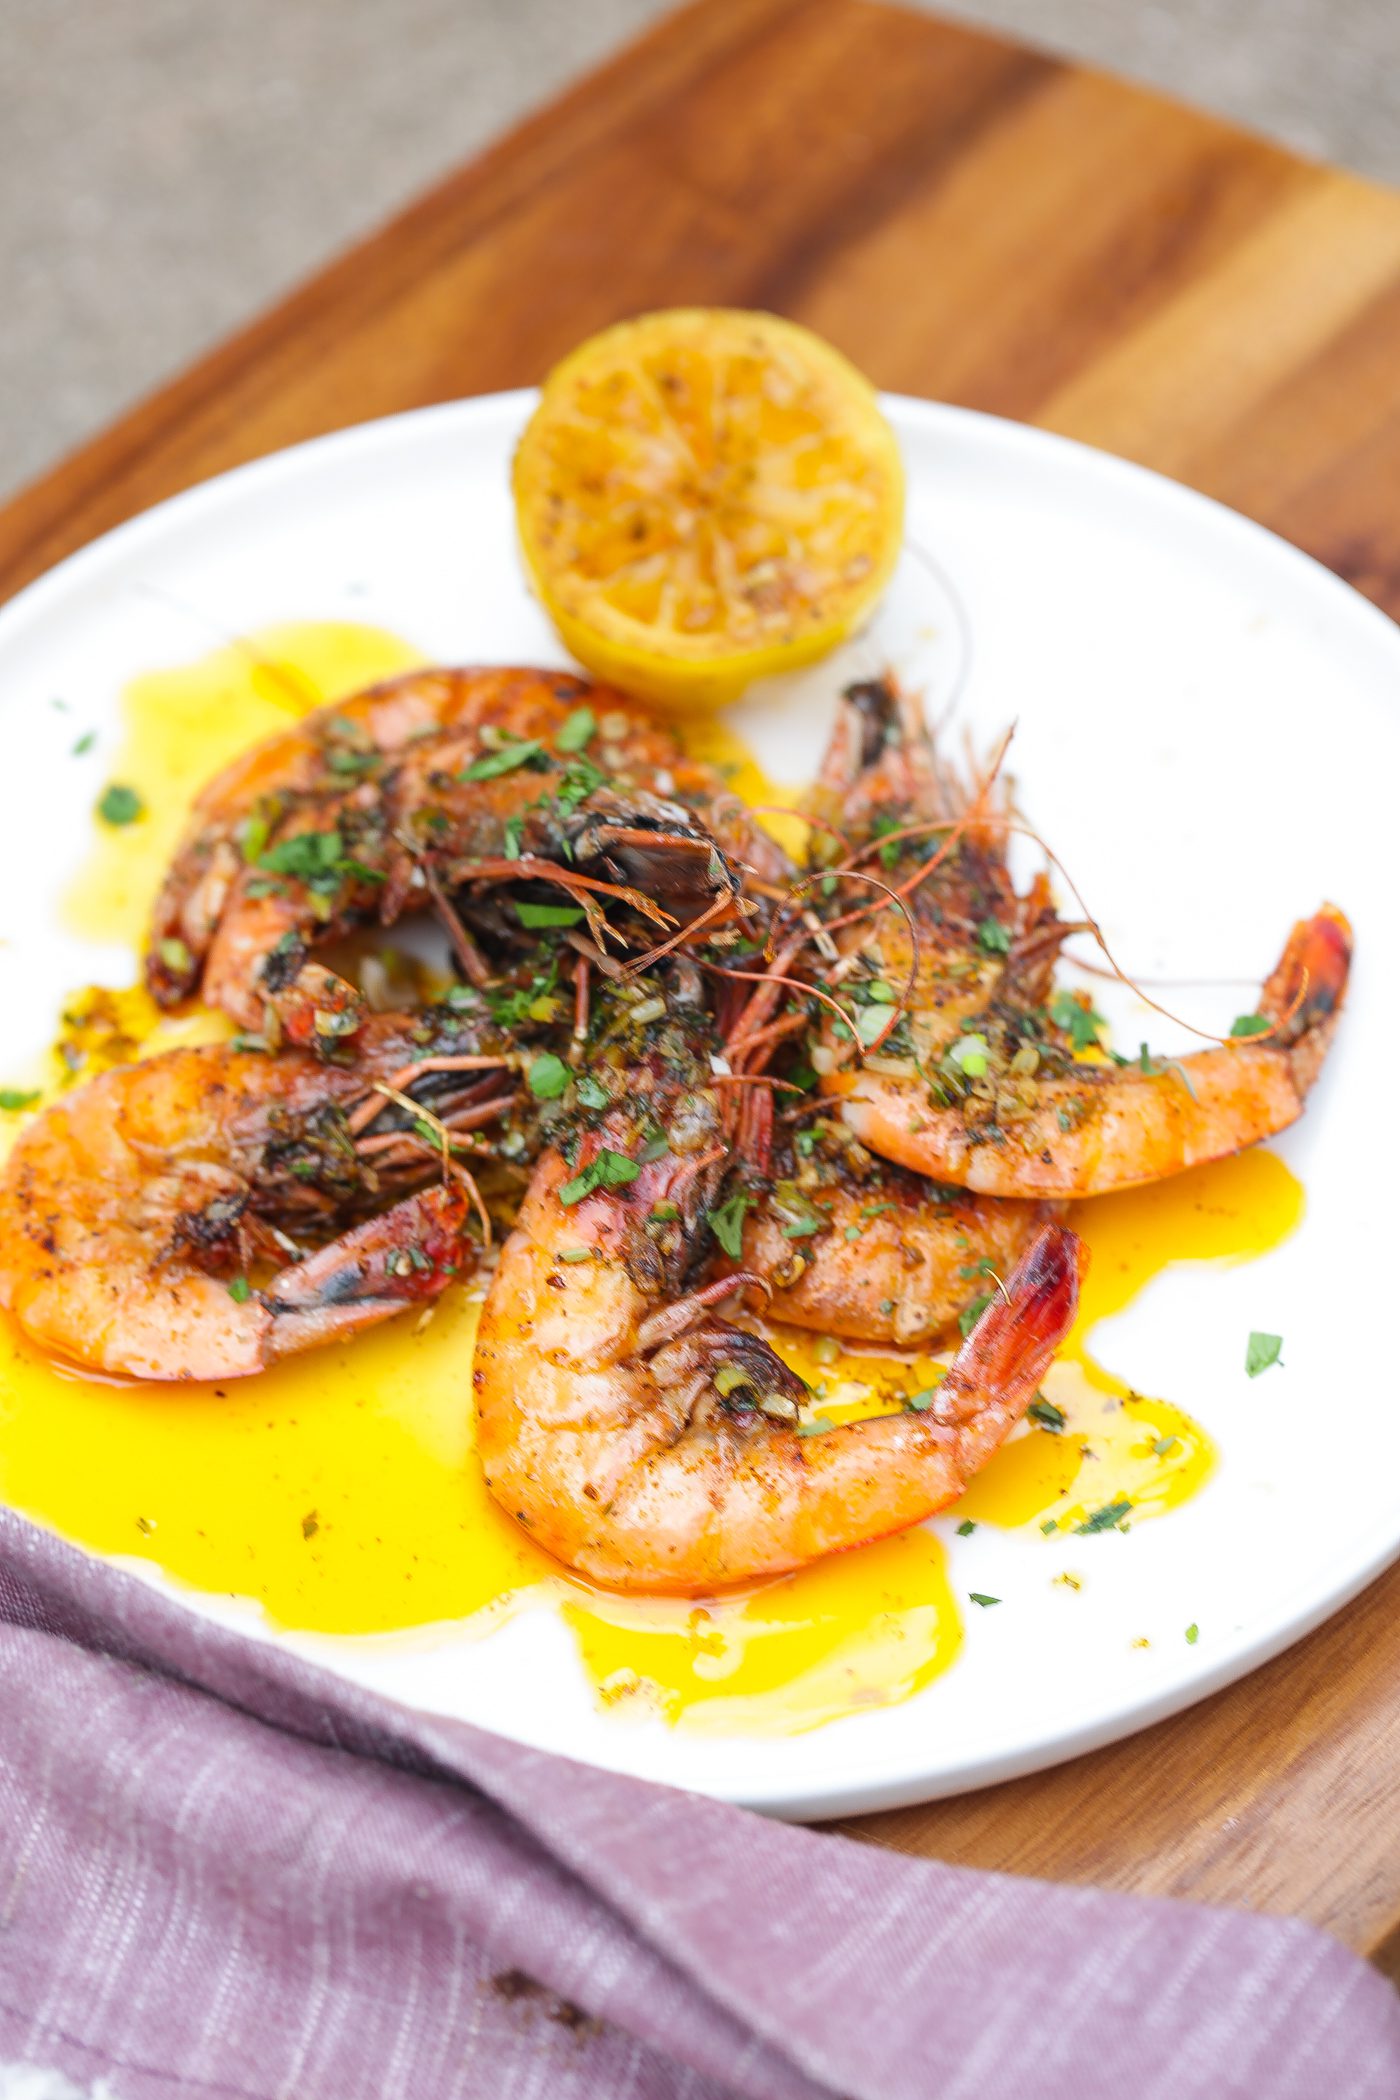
(0, 1509, 1395, 2100)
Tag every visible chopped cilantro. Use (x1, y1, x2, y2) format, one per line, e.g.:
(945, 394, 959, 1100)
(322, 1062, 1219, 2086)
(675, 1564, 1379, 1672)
(1028, 1397, 1067, 1432)
(707, 1191, 752, 1259)
(907, 1387, 936, 1412)
(956, 1519, 976, 1537)
(259, 829, 344, 879)
(968, 1592, 1001, 1608)
(1185, 1623, 1199, 1644)
(227, 1276, 252, 1304)
(1245, 1330, 1283, 1377)
(71, 730, 96, 757)
(1048, 991, 1105, 1053)
(514, 900, 585, 929)
(976, 917, 1011, 955)
(503, 816, 524, 860)
(459, 737, 544, 782)
(556, 705, 596, 753)
(527, 1052, 571, 1100)
(255, 829, 385, 891)
(576, 1073, 610, 1110)
(558, 1148, 640, 1206)
(958, 1292, 994, 1337)
(97, 783, 143, 826)
(0, 1089, 40, 1112)
(1074, 1497, 1133, 1535)
(1229, 1013, 1271, 1038)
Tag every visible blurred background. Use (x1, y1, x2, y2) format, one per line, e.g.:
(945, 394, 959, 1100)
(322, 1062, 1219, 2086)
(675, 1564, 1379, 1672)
(4, 0, 1398, 503)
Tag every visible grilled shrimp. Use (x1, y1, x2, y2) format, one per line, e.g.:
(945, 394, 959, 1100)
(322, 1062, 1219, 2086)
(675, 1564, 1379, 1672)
(722, 1125, 1055, 1347)
(810, 678, 1351, 1198)
(148, 666, 777, 1043)
(473, 971, 1082, 1591)
(0, 1005, 528, 1381)
(833, 906, 1351, 1198)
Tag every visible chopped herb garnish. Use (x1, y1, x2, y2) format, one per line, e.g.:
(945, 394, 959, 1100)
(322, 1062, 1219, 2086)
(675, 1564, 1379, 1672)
(157, 937, 193, 976)
(1040, 1518, 1058, 1535)
(707, 1191, 752, 1259)
(558, 1248, 592, 1264)
(1029, 1397, 1067, 1432)
(1152, 1435, 1179, 1458)
(459, 737, 544, 782)
(556, 705, 596, 753)
(254, 828, 383, 891)
(514, 900, 585, 930)
(956, 1519, 976, 1537)
(1185, 1623, 1199, 1644)
(1245, 1330, 1283, 1378)
(976, 917, 1010, 955)
(958, 1292, 994, 1337)
(71, 730, 96, 757)
(780, 1216, 823, 1240)
(1229, 1013, 1271, 1038)
(558, 1148, 640, 1206)
(1048, 990, 1105, 1053)
(260, 831, 346, 879)
(503, 816, 524, 860)
(97, 783, 143, 827)
(1074, 1497, 1133, 1535)
(968, 1592, 1001, 1608)
(907, 1387, 936, 1412)
(576, 1073, 610, 1110)
(527, 1052, 571, 1100)
(0, 1089, 40, 1112)
(227, 1276, 252, 1304)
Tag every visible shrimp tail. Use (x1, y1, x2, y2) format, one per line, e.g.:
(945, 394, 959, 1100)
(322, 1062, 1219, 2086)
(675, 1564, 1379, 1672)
(1260, 905, 1352, 1095)
(262, 1181, 475, 1355)
(935, 1222, 1084, 1470)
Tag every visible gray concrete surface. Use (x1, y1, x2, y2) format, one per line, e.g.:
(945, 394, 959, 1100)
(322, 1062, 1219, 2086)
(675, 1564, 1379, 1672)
(3, 0, 1398, 505)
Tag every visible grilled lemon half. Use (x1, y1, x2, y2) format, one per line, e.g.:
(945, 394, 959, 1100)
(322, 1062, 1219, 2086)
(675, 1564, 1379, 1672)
(512, 308, 905, 715)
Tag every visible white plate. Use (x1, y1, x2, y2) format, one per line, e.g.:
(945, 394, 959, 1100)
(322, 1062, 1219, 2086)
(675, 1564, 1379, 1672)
(1, 393, 1396, 1820)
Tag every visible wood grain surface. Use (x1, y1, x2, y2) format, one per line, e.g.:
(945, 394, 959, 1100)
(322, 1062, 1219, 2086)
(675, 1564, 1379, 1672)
(4, 0, 1399, 1964)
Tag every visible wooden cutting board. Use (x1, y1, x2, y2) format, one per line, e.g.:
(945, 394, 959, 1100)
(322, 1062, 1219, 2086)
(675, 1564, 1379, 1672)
(5, 0, 1399, 1970)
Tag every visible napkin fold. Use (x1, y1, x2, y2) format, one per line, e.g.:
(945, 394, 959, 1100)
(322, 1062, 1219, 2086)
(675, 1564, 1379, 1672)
(0, 1510, 1395, 2100)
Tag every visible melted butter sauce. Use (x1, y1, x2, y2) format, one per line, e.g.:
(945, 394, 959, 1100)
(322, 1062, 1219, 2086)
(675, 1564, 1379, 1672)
(0, 623, 1304, 1735)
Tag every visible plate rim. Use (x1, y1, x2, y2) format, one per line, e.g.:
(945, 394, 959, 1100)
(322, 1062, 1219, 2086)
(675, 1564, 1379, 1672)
(2, 388, 1398, 1820)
